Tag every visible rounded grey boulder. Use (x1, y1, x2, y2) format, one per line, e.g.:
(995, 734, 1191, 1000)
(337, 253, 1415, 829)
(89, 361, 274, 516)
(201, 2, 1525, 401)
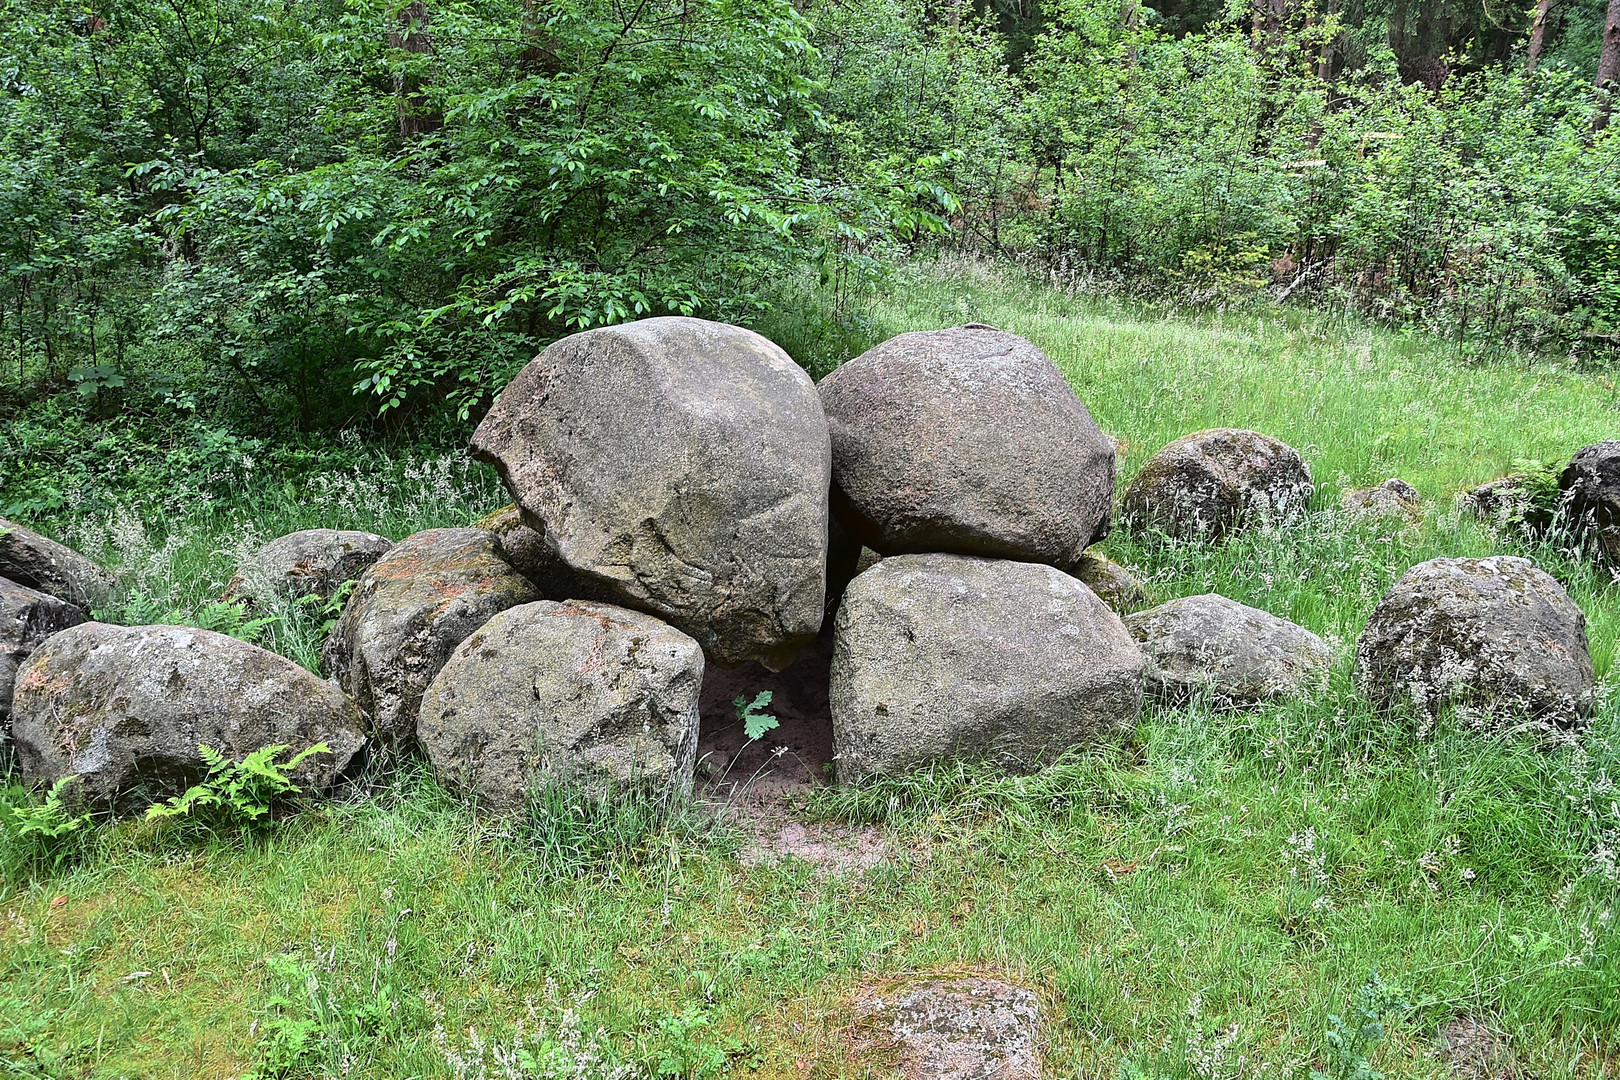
(470, 317, 831, 669)
(1124, 593, 1333, 704)
(1121, 429, 1313, 540)
(817, 326, 1115, 569)
(224, 528, 394, 604)
(11, 622, 364, 808)
(1559, 442, 1620, 566)
(1, 577, 86, 731)
(0, 517, 118, 609)
(418, 600, 702, 809)
(321, 528, 539, 748)
(1356, 556, 1594, 728)
(830, 554, 1143, 781)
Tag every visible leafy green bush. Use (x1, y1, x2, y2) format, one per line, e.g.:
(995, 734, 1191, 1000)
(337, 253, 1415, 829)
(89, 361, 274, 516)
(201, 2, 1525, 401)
(0, 777, 95, 873)
(145, 743, 331, 830)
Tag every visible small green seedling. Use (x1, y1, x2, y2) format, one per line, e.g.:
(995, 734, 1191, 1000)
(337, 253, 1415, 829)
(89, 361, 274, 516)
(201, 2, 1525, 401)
(733, 691, 778, 741)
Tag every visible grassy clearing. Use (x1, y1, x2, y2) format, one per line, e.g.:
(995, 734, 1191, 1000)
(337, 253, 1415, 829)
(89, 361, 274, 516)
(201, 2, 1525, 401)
(3, 260, 1619, 1079)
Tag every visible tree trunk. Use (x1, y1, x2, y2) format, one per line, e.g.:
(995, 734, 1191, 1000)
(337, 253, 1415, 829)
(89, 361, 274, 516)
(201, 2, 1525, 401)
(1525, 0, 1551, 74)
(1598, 0, 1620, 130)
(1315, 0, 1337, 83)
(389, 2, 441, 141)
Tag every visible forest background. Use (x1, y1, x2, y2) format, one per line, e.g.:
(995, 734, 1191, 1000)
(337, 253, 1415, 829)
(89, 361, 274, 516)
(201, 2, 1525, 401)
(0, 0, 1618, 512)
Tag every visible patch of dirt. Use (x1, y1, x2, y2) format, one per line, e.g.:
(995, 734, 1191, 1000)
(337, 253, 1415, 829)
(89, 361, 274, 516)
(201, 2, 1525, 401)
(1435, 1016, 1520, 1079)
(696, 626, 835, 799)
(735, 802, 888, 876)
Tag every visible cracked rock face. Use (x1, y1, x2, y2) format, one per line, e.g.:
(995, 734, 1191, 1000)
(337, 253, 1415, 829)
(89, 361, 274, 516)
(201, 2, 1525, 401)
(11, 622, 364, 809)
(1, 577, 86, 732)
(1121, 429, 1313, 540)
(224, 528, 394, 604)
(818, 326, 1115, 570)
(470, 317, 831, 669)
(0, 517, 118, 609)
(857, 977, 1042, 1080)
(1356, 556, 1594, 728)
(1125, 593, 1333, 705)
(321, 528, 539, 749)
(418, 600, 702, 809)
(830, 554, 1143, 781)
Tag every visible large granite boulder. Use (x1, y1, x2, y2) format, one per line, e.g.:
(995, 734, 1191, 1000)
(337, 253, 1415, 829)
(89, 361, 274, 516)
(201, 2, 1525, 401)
(830, 554, 1143, 781)
(321, 528, 539, 748)
(418, 600, 702, 809)
(817, 326, 1115, 569)
(1356, 556, 1594, 727)
(1124, 593, 1333, 704)
(0, 517, 118, 608)
(1, 578, 86, 732)
(473, 505, 619, 604)
(470, 317, 831, 669)
(1120, 429, 1313, 540)
(223, 528, 393, 604)
(11, 622, 364, 808)
(1559, 442, 1620, 565)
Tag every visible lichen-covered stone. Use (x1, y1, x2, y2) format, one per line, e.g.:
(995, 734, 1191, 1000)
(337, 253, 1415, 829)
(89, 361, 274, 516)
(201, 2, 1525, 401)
(12, 622, 364, 809)
(1, 577, 85, 731)
(855, 978, 1042, 1080)
(470, 317, 831, 668)
(818, 326, 1115, 568)
(418, 600, 702, 809)
(1121, 429, 1313, 540)
(321, 528, 539, 748)
(1356, 556, 1594, 727)
(224, 528, 393, 604)
(1341, 478, 1422, 520)
(0, 517, 117, 608)
(1125, 593, 1333, 704)
(1559, 442, 1620, 566)
(830, 554, 1142, 781)
(1070, 552, 1146, 613)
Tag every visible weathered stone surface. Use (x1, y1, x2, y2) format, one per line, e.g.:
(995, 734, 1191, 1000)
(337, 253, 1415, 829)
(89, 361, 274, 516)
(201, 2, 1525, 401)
(473, 505, 620, 604)
(830, 554, 1143, 781)
(322, 528, 539, 747)
(0, 517, 117, 608)
(470, 316, 831, 669)
(1125, 593, 1333, 704)
(1559, 442, 1620, 566)
(1342, 478, 1422, 520)
(224, 528, 393, 604)
(418, 600, 702, 809)
(1071, 552, 1146, 613)
(1356, 556, 1594, 727)
(1120, 429, 1313, 540)
(11, 622, 364, 808)
(856, 978, 1042, 1080)
(1457, 475, 1542, 528)
(1, 577, 86, 731)
(818, 326, 1115, 568)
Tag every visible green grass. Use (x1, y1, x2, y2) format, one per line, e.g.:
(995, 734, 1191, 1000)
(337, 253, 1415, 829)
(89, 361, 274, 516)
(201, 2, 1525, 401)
(3, 259, 1619, 1079)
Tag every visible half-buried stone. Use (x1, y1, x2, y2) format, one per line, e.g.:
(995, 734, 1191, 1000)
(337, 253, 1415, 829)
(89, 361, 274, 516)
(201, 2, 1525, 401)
(830, 554, 1143, 781)
(224, 528, 394, 604)
(11, 622, 364, 809)
(1120, 429, 1313, 540)
(1125, 593, 1333, 705)
(1, 577, 86, 732)
(817, 326, 1115, 569)
(470, 317, 831, 669)
(322, 528, 538, 749)
(0, 517, 118, 609)
(418, 600, 702, 809)
(1356, 556, 1594, 729)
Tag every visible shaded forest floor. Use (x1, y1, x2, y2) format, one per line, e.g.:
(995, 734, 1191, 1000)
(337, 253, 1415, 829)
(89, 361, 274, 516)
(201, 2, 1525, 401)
(3, 260, 1619, 1079)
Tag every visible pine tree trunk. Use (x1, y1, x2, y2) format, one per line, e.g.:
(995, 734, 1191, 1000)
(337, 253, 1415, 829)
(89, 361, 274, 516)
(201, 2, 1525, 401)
(1525, 0, 1551, 74)
(1598, 0, 1620, 130)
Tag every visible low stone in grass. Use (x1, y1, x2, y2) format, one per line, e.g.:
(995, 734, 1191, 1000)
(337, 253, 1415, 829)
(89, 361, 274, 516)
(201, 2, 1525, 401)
(1558, 441, 1620, 567)
(417, 600, 702, 809)
(830, 554, 1143, 781)
(322, 528, 539, 749)
(1, 577, 85, 731)
(1356, 556, 1594, 729)
(1341, 478, 1422, 520)
(1120, 429, 1313, 540)
(224, 528, 393, 604)
(855, 977, 1042, 1080)
(11, 622, 364, 809)
(1070, 551, 1146, 613)
(1125, 593, 1333, 705)
(0, 517, 118, 609)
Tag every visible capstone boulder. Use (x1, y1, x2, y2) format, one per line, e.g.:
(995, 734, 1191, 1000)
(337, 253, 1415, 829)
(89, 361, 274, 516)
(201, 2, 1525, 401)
(830, 554, 1143, 781)
(418, 600, 702, 809)
(470, 316, 831, 669)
